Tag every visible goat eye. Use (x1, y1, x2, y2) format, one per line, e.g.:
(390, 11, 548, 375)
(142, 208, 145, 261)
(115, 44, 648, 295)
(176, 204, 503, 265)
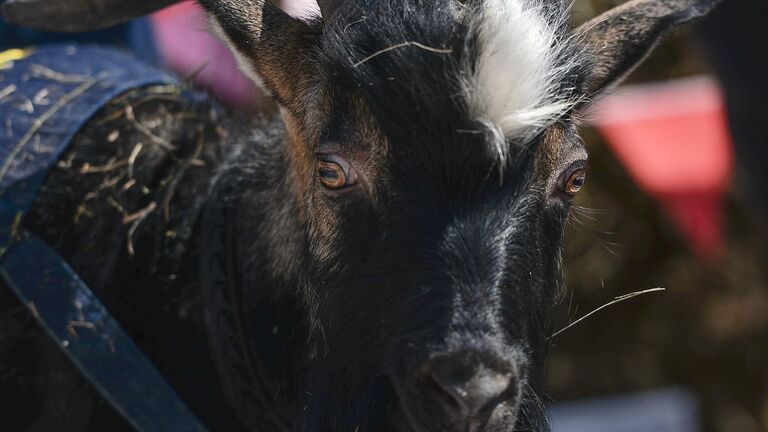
(317, 155, 357, 189)
(559, 163, 587, 197)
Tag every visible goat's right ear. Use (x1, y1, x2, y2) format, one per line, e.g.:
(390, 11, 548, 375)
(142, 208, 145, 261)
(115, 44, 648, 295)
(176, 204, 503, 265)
(198, 0, 322, 113)
(576, 0, 722, 98)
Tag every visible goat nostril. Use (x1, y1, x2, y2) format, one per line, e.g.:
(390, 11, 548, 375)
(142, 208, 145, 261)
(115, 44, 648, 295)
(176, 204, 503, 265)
(426, 356, 514, 416)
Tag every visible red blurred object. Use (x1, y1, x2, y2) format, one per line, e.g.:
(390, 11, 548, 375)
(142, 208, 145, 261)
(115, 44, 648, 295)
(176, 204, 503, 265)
(590, 76, 734, 259)
(149, 1, 319, 112)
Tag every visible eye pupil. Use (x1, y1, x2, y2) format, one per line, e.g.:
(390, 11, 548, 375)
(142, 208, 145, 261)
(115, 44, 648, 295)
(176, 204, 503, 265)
(317, 159, 350, 189)
(565, 169, 586, 195)
(319, 168, 339, 180)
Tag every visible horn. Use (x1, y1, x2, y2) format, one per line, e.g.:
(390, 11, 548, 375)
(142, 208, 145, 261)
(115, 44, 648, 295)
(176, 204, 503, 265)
(1, 0, 183, 32)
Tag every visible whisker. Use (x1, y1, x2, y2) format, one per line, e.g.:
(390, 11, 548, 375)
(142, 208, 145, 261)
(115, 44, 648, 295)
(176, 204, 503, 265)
(551, 287, 666, 338)
(571, 207, 600, 222)
(572, 204, 615, 215)
(600, 242, 623, 258)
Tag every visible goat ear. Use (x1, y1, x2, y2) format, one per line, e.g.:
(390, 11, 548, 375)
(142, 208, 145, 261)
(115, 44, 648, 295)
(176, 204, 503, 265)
(576, 0, 722, 97)
(199, 0, 322, 112)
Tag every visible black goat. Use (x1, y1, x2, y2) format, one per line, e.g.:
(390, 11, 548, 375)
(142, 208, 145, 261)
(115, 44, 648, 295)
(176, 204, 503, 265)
(0, 0, 722, 431)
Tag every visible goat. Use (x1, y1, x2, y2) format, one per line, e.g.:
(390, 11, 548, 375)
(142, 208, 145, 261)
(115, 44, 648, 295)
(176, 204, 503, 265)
(0, 0, 722, 431)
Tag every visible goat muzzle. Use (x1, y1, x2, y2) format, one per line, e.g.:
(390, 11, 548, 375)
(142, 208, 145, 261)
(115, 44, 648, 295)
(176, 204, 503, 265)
(391, 345, 523, 432)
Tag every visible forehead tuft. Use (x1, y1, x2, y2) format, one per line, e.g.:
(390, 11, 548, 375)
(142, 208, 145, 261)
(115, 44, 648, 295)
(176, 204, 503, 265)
(466, 0, 585, 143)
(320, 0, 584, 153)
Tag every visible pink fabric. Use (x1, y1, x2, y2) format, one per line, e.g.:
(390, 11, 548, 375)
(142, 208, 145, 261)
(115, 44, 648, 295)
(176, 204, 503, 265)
(151, 2, 263, 111)
(149, 1, 319, 111)
(590, 76, 734, 259)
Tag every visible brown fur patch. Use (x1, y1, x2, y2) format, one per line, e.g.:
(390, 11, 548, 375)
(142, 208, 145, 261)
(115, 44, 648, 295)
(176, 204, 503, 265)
(535, 123, 587, 197)
(281, 108, 314, 209)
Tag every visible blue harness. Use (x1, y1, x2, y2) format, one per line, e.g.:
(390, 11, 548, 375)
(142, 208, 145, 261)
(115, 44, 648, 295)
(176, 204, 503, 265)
(0, 45, 207, 432)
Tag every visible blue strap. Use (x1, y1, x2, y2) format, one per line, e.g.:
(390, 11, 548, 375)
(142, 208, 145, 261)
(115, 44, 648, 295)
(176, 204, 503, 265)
(0, 45, 207, 432)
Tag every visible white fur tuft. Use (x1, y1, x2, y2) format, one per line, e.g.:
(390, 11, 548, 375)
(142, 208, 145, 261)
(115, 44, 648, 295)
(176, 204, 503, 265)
(466, 0, 580, 147)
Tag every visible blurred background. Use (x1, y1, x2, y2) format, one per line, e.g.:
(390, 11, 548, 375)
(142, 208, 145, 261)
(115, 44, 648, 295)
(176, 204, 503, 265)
(2, 0, 766, 431)
(553, 1, 768, 431)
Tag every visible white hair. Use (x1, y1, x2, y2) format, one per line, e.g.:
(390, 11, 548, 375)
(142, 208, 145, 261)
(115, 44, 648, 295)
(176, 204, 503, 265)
(464, 0, 582, 155)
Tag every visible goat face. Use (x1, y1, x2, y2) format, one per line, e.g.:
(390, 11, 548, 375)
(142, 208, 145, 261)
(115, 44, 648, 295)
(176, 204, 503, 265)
(197, 0, 721, 430)
(295, 78, 582, 432)
(216, 2, 591, 429)
(1, 0, 723, 429)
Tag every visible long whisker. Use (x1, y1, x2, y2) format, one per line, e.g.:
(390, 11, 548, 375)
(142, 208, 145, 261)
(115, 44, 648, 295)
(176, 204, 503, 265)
(551, 287, 666, 338)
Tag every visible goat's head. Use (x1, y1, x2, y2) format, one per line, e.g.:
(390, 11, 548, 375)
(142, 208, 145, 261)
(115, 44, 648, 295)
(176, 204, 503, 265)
(3, 0, 722, 430)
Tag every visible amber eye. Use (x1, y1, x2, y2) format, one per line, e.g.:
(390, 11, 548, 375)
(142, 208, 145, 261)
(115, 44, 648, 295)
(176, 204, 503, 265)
(563, 168, 586, 195)
(317, 155, 357, 189)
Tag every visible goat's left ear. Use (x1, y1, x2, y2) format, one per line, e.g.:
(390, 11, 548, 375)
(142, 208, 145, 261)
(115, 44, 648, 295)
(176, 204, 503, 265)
(199, 0, 323, 113)
(577, 0, 722, 97)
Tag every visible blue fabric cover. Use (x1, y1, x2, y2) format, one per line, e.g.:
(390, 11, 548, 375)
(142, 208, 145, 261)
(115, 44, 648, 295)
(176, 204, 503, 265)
(0, 45, 207, 432)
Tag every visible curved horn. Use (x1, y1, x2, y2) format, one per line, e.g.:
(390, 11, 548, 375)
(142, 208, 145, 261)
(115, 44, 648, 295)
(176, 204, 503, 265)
(1, 0, 182, 32)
